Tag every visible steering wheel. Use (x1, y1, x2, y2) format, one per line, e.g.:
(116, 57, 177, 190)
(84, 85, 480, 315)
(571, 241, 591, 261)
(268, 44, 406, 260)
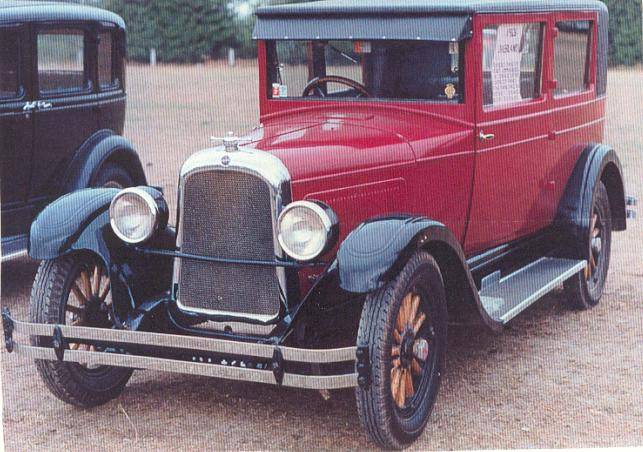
(302, 75, 370, 98)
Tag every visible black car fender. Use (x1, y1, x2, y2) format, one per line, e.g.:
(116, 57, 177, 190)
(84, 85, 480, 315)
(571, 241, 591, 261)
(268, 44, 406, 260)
(335, 215, 501, 331)
(29, 187, 174, 321)
(61, 129, 147, 193)
(555, 143, 626, 258)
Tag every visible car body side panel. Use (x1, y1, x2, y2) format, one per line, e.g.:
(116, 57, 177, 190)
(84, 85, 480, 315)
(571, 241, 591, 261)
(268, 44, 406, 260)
(0, 23, 34, 237)
(465, 11, 601, 255)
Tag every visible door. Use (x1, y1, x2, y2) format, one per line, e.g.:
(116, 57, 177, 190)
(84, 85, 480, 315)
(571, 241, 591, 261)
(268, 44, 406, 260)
(0, 25, 35, 237)
(30, 25, 98, 203)
(465, 14, 556, 254)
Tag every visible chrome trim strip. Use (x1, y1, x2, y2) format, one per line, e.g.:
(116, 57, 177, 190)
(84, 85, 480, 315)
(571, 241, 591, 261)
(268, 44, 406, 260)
(11, 318, 357, 363)
(1, 249, 28, 263)
(14, 343, 358, 389)
(173, 145, 292, 321)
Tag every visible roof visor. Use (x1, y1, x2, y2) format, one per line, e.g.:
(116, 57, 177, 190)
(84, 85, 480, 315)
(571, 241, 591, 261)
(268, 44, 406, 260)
(253, 14, 473, 41)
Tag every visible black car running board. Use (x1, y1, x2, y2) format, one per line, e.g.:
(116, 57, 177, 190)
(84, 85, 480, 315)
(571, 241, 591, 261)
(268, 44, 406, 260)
(478, 257, 586, 324)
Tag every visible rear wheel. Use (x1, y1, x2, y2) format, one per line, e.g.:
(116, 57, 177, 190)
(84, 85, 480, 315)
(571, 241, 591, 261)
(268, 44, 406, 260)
(355, 251, 447, 449)
(563, 181, 612, 310)
(91, 162, 134, 189)
(29, 253, 132, 407)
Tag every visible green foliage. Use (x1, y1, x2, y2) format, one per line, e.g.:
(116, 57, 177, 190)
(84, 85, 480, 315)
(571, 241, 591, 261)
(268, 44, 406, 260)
(601, 0, 642, 65)
(104, 0, 236, 63)
(104, 0, 641, 65)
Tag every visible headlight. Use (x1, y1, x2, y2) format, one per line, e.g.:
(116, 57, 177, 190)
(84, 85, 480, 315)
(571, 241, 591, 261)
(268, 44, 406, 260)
(277, 201, 338, 261)
(109, 187, 160, 244)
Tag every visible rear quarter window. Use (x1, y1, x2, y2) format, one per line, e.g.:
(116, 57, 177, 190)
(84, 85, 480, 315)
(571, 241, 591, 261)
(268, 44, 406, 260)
(98, 30, 120, 90)
(554, 20, 592, 96)
(38, 29, 88, 94)
(0, 30, 21, 99)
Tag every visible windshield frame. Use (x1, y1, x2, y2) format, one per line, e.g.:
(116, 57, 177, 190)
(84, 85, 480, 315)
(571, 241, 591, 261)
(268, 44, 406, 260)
(264, 39, 467, 105)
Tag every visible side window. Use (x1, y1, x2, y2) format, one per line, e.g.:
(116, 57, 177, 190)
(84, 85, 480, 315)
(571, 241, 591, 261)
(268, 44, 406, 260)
(482, 23, 544, 106)
(0, 29, 21, 99)
(38, 29, 87, 94)
(554, 20, 591, 96)
(98, 31, 119, 89)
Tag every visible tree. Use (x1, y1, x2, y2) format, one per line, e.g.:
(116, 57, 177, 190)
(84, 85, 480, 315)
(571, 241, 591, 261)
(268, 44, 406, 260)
(601, 0, 642, 65)
(104, 0, 236, 63)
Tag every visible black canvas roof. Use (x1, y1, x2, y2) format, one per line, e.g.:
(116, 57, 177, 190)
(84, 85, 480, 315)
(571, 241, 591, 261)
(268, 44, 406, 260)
(0, 1, 125, 28)
(256, 0, 607, 17)
(254, 0, 608, 95)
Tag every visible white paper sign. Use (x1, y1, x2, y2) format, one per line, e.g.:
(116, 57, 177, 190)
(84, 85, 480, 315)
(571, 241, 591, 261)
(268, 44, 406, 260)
(491, 24, 524, 105)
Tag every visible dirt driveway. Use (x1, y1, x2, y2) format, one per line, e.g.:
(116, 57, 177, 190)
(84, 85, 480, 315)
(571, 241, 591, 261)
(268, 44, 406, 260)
(1, 65, 641, 450)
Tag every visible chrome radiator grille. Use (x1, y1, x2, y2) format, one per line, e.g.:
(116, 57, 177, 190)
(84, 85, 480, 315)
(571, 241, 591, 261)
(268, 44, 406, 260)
(176, 169, 282, 320)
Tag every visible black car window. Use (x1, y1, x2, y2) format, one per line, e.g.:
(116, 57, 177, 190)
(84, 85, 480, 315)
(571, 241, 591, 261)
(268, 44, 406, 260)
(98, 30, 118, 89)
(482, 23, 544, 106)
(38, 29, 88, 94)
(0, 30, 21, 99)
(554, 21, 592, 96)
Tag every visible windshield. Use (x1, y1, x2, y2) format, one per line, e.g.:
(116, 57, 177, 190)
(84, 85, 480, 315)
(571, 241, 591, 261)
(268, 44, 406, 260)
(267, 40, 464, 102)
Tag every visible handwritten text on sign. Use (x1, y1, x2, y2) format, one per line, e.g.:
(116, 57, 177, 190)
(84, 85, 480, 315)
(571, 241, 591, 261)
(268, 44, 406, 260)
(492, 24, 524, 105)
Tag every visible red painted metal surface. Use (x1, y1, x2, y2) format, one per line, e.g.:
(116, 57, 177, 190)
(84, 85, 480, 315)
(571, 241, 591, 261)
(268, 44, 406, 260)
(251, 9, 604, 288)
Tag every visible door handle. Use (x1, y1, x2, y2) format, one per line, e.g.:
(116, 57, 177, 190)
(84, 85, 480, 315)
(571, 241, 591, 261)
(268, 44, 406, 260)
(479, 131, 495, 141)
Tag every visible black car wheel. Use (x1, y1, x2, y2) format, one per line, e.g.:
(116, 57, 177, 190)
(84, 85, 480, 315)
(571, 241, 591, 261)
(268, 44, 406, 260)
(29, 253, 132, 407)
(563, 181, 612, 309)
(355, 251, 447, 449)
(92, 162, 134, 189)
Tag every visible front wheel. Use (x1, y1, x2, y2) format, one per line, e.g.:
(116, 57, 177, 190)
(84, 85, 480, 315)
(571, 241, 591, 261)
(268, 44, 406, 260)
(29, 253, 132, 407)
(355, 251, 447, 449)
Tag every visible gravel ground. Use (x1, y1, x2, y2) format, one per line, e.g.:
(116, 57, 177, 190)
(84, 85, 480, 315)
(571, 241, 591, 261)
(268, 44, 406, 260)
(1, 64, 641, 450)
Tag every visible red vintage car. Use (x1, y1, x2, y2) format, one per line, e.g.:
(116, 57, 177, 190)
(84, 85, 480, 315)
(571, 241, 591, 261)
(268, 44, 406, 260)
(3, 0, 636, 449)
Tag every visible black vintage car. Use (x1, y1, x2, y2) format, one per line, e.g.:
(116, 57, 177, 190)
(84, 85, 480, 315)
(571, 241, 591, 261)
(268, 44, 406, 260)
(0, 1, 146, 261)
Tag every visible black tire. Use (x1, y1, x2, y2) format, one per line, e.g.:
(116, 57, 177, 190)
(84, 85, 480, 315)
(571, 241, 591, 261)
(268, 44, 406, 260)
(563, 181, 612, 310)
(91, 162, 134, 189)
(29, 253, 132, 407)
(355, 251, 448, 450)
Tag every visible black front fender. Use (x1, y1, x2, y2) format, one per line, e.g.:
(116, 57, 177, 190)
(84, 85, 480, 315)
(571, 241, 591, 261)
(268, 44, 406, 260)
(336, 215, 500, 331)
(29, 188, 119, 261)
(337, 216, 452, 293)
(29, 187, 175, 322)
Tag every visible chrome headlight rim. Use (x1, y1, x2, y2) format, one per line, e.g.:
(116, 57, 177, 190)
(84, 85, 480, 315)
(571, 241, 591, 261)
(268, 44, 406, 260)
(277, 200, 338, 262)
(109, 187, 160, 244)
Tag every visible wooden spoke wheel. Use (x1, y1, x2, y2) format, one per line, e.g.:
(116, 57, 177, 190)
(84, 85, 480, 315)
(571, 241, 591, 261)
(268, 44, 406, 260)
(564, 181, 612, 310)
(390, 292, 432, 409)
(585, 210, 603, 281)
(356, 251, 447, 449)
(29, 253, 132, 407)
(64, 261, 113, 368)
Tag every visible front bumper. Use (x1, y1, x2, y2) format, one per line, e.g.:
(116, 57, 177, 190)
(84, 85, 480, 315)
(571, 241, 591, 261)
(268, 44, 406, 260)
(2, 308, 365, 390)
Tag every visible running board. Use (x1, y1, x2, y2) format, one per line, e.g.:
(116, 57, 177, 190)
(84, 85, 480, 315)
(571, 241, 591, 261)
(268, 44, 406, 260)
(479, 257, 586, 324)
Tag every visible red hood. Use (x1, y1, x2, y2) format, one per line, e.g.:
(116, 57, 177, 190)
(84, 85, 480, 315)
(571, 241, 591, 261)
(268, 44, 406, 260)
(242, 105, 467, 183)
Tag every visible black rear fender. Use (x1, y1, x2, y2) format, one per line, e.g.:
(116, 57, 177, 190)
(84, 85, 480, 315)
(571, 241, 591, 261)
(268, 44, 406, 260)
(62, 130, 147, 193)
(556, 143, 627, 258)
